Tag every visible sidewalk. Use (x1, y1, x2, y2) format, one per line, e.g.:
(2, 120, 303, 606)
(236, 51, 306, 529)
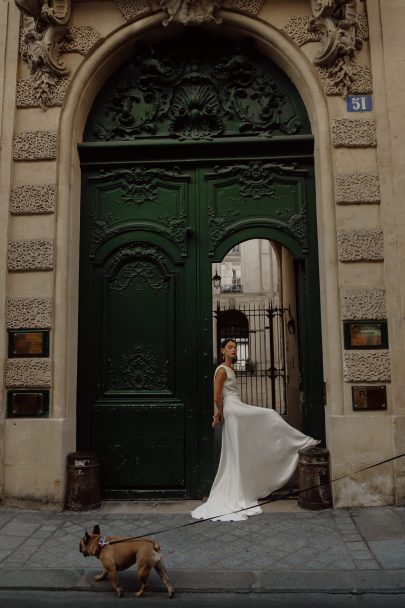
(1, 499, 405, 595)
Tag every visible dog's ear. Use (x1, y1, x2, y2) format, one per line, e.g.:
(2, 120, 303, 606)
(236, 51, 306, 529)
(93, 524, 101, 535)
(84, 530, 90, 542)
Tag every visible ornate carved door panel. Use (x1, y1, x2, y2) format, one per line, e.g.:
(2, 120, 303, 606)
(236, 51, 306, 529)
(77, 158, 324, 498)
(78, 31, 324, 498)
(77, 165, 199, 497)
(199, 161, 324, 442)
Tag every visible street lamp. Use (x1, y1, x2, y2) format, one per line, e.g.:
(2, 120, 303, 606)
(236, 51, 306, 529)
(212, 265, 221, 290)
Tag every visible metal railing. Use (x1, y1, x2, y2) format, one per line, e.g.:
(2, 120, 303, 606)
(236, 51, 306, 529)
(214, 301, 287, 414)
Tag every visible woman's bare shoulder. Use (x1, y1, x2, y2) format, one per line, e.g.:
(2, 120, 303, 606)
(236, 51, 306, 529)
(214, 365, 227, 380)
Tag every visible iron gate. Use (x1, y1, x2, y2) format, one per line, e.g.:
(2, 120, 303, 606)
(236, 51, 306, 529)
(214, 302, 288, 415)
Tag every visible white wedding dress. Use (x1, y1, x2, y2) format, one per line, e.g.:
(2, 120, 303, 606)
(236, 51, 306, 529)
(191, 364, 319, 522)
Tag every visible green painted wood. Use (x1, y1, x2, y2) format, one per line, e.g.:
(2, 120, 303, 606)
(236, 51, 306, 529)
(84, 32, 311, 144)
(77, 165, 200, 497)
(77, 32, 324, 498)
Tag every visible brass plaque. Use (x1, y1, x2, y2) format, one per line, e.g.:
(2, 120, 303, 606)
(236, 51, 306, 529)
(7, 390, 49, 417)
(344, 321, 388, 349)
(352, 386, 387, 411)
(8, 330, 49, 357)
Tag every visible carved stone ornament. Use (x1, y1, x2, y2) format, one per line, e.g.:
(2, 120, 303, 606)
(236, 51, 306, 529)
(317, 64, 372, 96)
(341, 289, 386, 320)
(308, 0, 366, 96)
(160, 0, 222, 26)
(8, 239, 54, 271)
(336, 173, 380, 204)
(64, 25, 101, 56)
(15, 0, 71, 24)
(16, 1, 72, 109)
(112, 0, 152, 21)
(112, 0, 264, 23)
(13, 130, 57, 160)
(282, 16, 318, 47)
(337, 230, 384, 262)
(6, 297, 53, 329)
(10, 184, 55, 215)
(5, 358, 52, 388)
(332, 120, 376, 148)
(343, 351, 391, 383)
(17, 76, 69, 108)
(230, 0, 264, 16)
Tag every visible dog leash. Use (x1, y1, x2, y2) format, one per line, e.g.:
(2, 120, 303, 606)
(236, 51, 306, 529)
(106, 451, 405, 546)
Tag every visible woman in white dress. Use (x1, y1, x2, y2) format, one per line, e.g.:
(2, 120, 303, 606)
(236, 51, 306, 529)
(191, 338, 320, 522)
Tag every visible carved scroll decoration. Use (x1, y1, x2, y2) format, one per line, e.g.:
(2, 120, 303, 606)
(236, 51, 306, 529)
(91, 167, 190, 257)
(108, 344, 169, 390)
(209, 162, 308, 250)
(108, 244, 169, 294)
(208, 204, 240, 256)
(213, 161, 299, 201)
(15, 1, 72, 109)
(15, 0, 71, 24)
(308, 0, 364, 96)
(90, 37, 302, 142)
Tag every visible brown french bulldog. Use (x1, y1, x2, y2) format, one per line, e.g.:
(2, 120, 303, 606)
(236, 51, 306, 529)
(79, 524, 175, 599)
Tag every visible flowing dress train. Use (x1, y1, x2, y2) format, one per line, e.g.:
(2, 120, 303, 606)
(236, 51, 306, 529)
(191, 364, 319, 522)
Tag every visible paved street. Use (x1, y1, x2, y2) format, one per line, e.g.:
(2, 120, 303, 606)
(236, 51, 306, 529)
(1, 591, 405, 608)
(1, 500, 405, 600)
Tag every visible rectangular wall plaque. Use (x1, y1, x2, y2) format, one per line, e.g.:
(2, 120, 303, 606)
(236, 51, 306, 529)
(352, 386, 387, 411)
(8, 329, 49, 357)
(7, 390, 49, 417)
(344, 320, 388, 349)
(346, 95, 372, 112)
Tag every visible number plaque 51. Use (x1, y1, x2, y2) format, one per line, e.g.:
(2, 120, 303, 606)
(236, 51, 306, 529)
(346, 95, 372, 112)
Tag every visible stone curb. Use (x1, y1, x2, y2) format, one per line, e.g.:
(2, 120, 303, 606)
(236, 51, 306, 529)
(1, 569, 405, 594)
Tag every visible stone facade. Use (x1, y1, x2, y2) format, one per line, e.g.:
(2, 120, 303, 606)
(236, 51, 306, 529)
(10, 185, 55, 215)
(340, 289, 386, 320)
(5, 359, 52, 388)
(0, 0, 404, 510)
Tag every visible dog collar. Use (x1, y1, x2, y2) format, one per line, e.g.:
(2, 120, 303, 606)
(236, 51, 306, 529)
(95, 536, 109, 559)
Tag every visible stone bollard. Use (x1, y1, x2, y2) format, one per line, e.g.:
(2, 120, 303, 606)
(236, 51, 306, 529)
(65, 451, 101, 511)
(298, 446, 332, 510)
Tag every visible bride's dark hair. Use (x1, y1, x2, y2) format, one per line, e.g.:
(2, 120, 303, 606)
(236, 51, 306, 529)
(220, 338, 237, 349)
(220, 338, 238, 363)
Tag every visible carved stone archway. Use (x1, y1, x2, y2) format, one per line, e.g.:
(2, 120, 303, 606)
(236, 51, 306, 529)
(54, 9, 341, 461)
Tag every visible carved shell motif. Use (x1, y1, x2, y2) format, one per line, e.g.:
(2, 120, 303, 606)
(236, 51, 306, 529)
(169, 84, 223, 140)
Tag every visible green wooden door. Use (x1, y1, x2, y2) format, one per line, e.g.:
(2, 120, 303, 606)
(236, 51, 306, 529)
(77, 31, 324, 498)
(77, 164, 202, 498)
(77, 157, 324, 498)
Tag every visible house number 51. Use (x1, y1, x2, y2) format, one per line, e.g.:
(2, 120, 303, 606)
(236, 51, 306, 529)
(346, 95, 372, 112)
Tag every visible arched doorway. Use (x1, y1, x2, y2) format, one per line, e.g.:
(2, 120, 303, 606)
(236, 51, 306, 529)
(76, 30, 324, 498)
(213, 239, 303, 429)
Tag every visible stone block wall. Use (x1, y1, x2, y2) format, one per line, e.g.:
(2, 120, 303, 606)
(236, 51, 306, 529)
(1, 0, 405, 508)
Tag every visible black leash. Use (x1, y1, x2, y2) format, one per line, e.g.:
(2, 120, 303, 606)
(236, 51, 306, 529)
(107, 451, 405, 546)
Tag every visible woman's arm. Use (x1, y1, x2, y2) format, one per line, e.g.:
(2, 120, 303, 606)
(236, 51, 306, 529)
(213, 368, 227, 421)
